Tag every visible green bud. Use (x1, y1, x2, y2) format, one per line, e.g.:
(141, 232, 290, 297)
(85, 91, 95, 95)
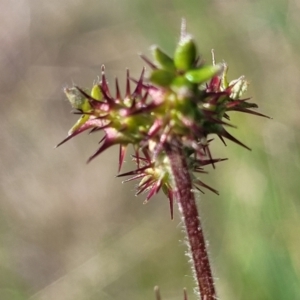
(91, 84, 103, 101)
(150, 69, 175, 87)
(151, 46, 176, 72)
(185, 64, 224, 84)
(174, 35, 197, 71)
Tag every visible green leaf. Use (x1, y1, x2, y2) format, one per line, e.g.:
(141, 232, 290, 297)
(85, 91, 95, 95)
(185, 64, 224, 84)
(174, 36, 197, 71)
(171, 75, 193, 90)
(151, 46, 176, 72)
(150, 69, 175, 87)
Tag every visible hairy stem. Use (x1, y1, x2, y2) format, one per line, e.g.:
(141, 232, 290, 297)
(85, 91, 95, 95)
(165, 143, 217, 300)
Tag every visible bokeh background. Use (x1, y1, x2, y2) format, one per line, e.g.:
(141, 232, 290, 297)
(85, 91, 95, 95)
(1, 0, 300, 299)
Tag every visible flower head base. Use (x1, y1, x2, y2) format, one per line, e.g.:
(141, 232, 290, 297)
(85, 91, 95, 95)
(57, 28, 268, 217)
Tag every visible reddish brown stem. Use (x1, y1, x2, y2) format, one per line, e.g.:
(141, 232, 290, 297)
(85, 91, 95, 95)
(165, 143, 217, 300)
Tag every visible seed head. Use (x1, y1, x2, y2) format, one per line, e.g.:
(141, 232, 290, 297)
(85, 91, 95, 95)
(57, 27, 269, 217)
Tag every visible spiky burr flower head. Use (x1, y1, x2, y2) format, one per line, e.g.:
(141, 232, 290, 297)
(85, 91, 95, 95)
(57, 29, 268, 217)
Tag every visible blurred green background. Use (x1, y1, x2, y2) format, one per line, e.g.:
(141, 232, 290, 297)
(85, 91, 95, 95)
(1, 0, 300, 299)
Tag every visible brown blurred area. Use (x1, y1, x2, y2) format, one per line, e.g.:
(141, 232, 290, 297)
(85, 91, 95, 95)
(1, 1, 300, 299)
